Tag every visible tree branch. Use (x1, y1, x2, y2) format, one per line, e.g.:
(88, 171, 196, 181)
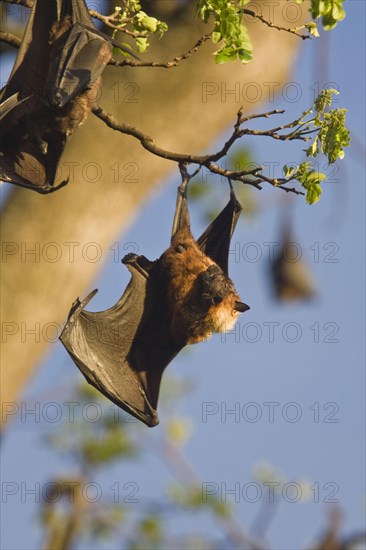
(89, 9, 146, 37)
(92, 105, 305, 196)
(0, 4, 211, 69)
(2, 0, 312, 46)
(0, 19, 309, 199)
(109, 33, 212, 68)
(243, 8, 312, 40)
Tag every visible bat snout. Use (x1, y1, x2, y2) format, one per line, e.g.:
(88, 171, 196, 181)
(235, 301, 250, 313)
(200, 265, 229, 305)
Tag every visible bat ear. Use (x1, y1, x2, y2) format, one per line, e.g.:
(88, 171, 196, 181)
(235, 301, 250, 312)
(197, 181, 242, 275)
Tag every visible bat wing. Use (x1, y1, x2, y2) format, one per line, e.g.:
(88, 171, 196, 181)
(66, 0, 95, 25)
(0, 94, 28, 121)
(0, 1, 57, 103)
(0, 0, 111, 192)
(0, 94, 68, 193)
(0, 0, 67, 191)
(197, 189, 242, 276)
(45, 24, 112, 107)
(60, 254, 183, 427)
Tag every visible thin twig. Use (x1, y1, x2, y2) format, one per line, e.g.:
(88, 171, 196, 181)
(92, 105, 305, 196)
(243, 8, 311, 40)
(109, 33, 212, 68)
(89, 10, 146, 37)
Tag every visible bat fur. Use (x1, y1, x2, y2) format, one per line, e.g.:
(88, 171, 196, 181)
(160, 225, 243, 344)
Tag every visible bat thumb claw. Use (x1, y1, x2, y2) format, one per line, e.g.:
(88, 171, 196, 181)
(68, 289, 99, 319)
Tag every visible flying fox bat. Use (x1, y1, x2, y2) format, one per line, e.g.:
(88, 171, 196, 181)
(0, 0, 128, 193)
(60, 180, 250, 427)
(271, 221, 317, 301)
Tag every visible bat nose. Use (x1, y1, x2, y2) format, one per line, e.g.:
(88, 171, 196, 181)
(235, 301, 250, 313)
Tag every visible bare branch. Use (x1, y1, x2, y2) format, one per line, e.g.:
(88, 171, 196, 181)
(91, 105, 210, 163)
(109, 33, 212, 68)
(243, 8, 312, 40)
(0, 27, 210, 72)
(92, 105, 305, 196)
(89, 9, 146, 37)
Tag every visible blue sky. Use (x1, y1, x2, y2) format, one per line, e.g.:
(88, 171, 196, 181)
(1, 1, 365, 549)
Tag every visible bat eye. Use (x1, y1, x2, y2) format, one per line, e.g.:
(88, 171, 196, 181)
(175, 244, 186, 254)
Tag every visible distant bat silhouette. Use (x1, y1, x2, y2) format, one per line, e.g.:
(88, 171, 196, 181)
(271, 220, 317, 301)
(0, 0, 130, 193)
(60, 178, 250, 427)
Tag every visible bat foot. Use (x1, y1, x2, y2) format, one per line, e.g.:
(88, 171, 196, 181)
(34, 136, 48, 155)
(51, 90, 64, 108)
(47, 178, 70, 193)
(122, 253, 139, 265)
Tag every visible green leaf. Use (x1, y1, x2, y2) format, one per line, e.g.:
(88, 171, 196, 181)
(306, 21, 320, 37)
(215, 45, 237, 64)
(136, 36, 148, 53)
(295, 163, 326, 204)
(140, 15, 158, 33)
(283, 165, 296, 178)
(318, 108, 350, 163)
(112, 44, 133, 58)
(306, 183, 323, 205)
(198, 0, 253, 64)
(314, 88, 339, 114)
(305, 135, 319, 157)
(212, 30, 221, 43)
(311, 0, 346, 30)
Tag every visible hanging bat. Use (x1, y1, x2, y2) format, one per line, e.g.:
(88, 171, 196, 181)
(0, 0, 131, 193)
(60, 179, 250, 427)
(270, 220, 317, 301)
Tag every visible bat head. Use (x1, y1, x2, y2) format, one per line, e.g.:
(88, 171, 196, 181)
(159, 181, 250, 344)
